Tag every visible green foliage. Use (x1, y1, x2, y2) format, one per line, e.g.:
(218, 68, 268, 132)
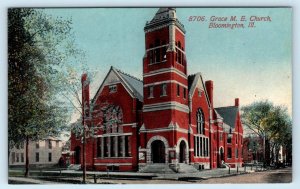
(8, 8, 84, 146)
(241, 100, 292, 163)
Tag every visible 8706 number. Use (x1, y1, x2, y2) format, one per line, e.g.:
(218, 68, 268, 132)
(188, 16, 206, 22)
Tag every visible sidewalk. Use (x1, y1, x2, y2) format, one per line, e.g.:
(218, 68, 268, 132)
(8, 176, 61, 184)
(40, 166, 259, 180)
(9, 166, 267, 183)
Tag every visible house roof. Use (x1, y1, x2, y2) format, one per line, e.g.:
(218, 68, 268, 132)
(215, 106, 239, 129)
(92, 66, 143, 103)
(114, 68, 143, 101)
(188, 72, 211, 108)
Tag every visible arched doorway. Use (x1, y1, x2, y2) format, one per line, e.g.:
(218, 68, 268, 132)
(220, 147, 224, 161)
(218, 147, 224, 167)
(151, 140, 165, 163)
(74, 146, 81, 164)
(179, 141, 186, 163)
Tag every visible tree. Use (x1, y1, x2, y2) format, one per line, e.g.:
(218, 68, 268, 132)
(8, 8, 83, 176)
(241, 100, 292, 166)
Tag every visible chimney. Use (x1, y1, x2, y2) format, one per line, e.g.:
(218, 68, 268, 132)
(81, 73, 90, 118)
(205, 80, 213, 108)
(235, 98, 239, 107)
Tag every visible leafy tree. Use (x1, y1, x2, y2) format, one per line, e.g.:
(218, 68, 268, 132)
(241, 101, 292, 166)
(8, 8, 83, 176)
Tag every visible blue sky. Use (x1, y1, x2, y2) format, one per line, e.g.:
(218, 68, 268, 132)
(42, 8, 292, 115)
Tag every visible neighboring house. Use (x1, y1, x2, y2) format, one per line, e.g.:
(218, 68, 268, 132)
(9, 137, 63, 167)
(70, 8, 244, 172)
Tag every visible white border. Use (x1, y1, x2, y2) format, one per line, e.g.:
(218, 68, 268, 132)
(1, 1, 298, 189)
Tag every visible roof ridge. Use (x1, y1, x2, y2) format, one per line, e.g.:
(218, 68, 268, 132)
(188, 72, 202, 77)
(115, 68, 143, 83)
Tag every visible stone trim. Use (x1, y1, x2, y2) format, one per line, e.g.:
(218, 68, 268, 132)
(176, 137, 189, 164)
(146, 135, 170, 163)
(143, 67, 187, 79)
(144, 80, 187, 88)
(95, 133, 132, 137)
(143, 101, 189, 113)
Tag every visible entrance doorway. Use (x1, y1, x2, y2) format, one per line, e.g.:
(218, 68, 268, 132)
(151, 140, 165, 163)
(218, 147, 224, 167)
(179, 141, 186, 163)
(74, 146, 81, 164)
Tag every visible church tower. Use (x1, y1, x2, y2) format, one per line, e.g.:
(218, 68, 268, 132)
(140, 8, 190, 165)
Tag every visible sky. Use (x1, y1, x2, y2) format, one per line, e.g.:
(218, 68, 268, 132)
(41, 8, 292, 117)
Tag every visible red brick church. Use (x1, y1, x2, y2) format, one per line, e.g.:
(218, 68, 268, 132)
(70, 8, 243, 172)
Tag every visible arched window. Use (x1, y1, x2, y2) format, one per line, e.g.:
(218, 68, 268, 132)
(149, 44, 153, 63)
(155, 39, 160, 63)
(197, 109, 205, 134)
(162, 40, 167, 60)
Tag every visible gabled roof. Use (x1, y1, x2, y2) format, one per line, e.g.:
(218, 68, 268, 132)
(215, 106, 239, 129)
(92, 66, 143, 103)
(188, 72, 212, 108)
(115, 68, 143, 101)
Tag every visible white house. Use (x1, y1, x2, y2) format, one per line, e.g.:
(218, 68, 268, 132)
(9, 137, 63, 167)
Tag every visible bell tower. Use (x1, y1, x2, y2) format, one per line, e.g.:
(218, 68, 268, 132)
(140, 8, 190, 164)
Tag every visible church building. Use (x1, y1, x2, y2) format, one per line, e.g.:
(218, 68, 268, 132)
(70, 8, 243, 172)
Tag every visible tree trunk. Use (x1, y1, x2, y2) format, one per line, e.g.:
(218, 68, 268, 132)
(265, 138, 271, 166)
(82, 126, 86, 184)
(24, 136, 29, 177)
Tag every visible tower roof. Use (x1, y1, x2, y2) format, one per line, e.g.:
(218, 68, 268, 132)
(152, 8, 176, 21)
(144, 8, 185, 33)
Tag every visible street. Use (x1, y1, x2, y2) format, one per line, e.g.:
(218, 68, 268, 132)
(10, 167, 292, 184)
(199, 167, 292, 184)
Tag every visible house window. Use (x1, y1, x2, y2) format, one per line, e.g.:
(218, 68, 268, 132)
(36, 153, 39, 162)
(36, 142, 39, 149)
(109, 85, 117, 93)
(183, 88, 186, 99)
(20, 142, 24, 149)
(97, 106, 129, 158)
(16, 153, 19, 162)
(227, 136, 232, 144)
(220, 133, 223, 141)
(162, 41, 167, 60)
(236, 135, 238, 144)
(48, 140, 52, 149)
(194, 136, 209, 157)
(21, 153, 24, 162)
(198, 89, 202, 97)
(194, 136, 197, 156)
(97, 138, 101, 157)
(125, 136, 130, 157)
(177, 84, 180, 96)
(197, 109, 205, 134)
(227, 148, 232, 159)
(206, 138, 209, 157)
(154, 39, 161, 63)
(235, 149, 238, 158)
(48, 153, 52, 162)
(11, 152, 15, 164)
(149, 44, 153, 63)
(148, 86, 154, 98)
(161, 83, 167, 96)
